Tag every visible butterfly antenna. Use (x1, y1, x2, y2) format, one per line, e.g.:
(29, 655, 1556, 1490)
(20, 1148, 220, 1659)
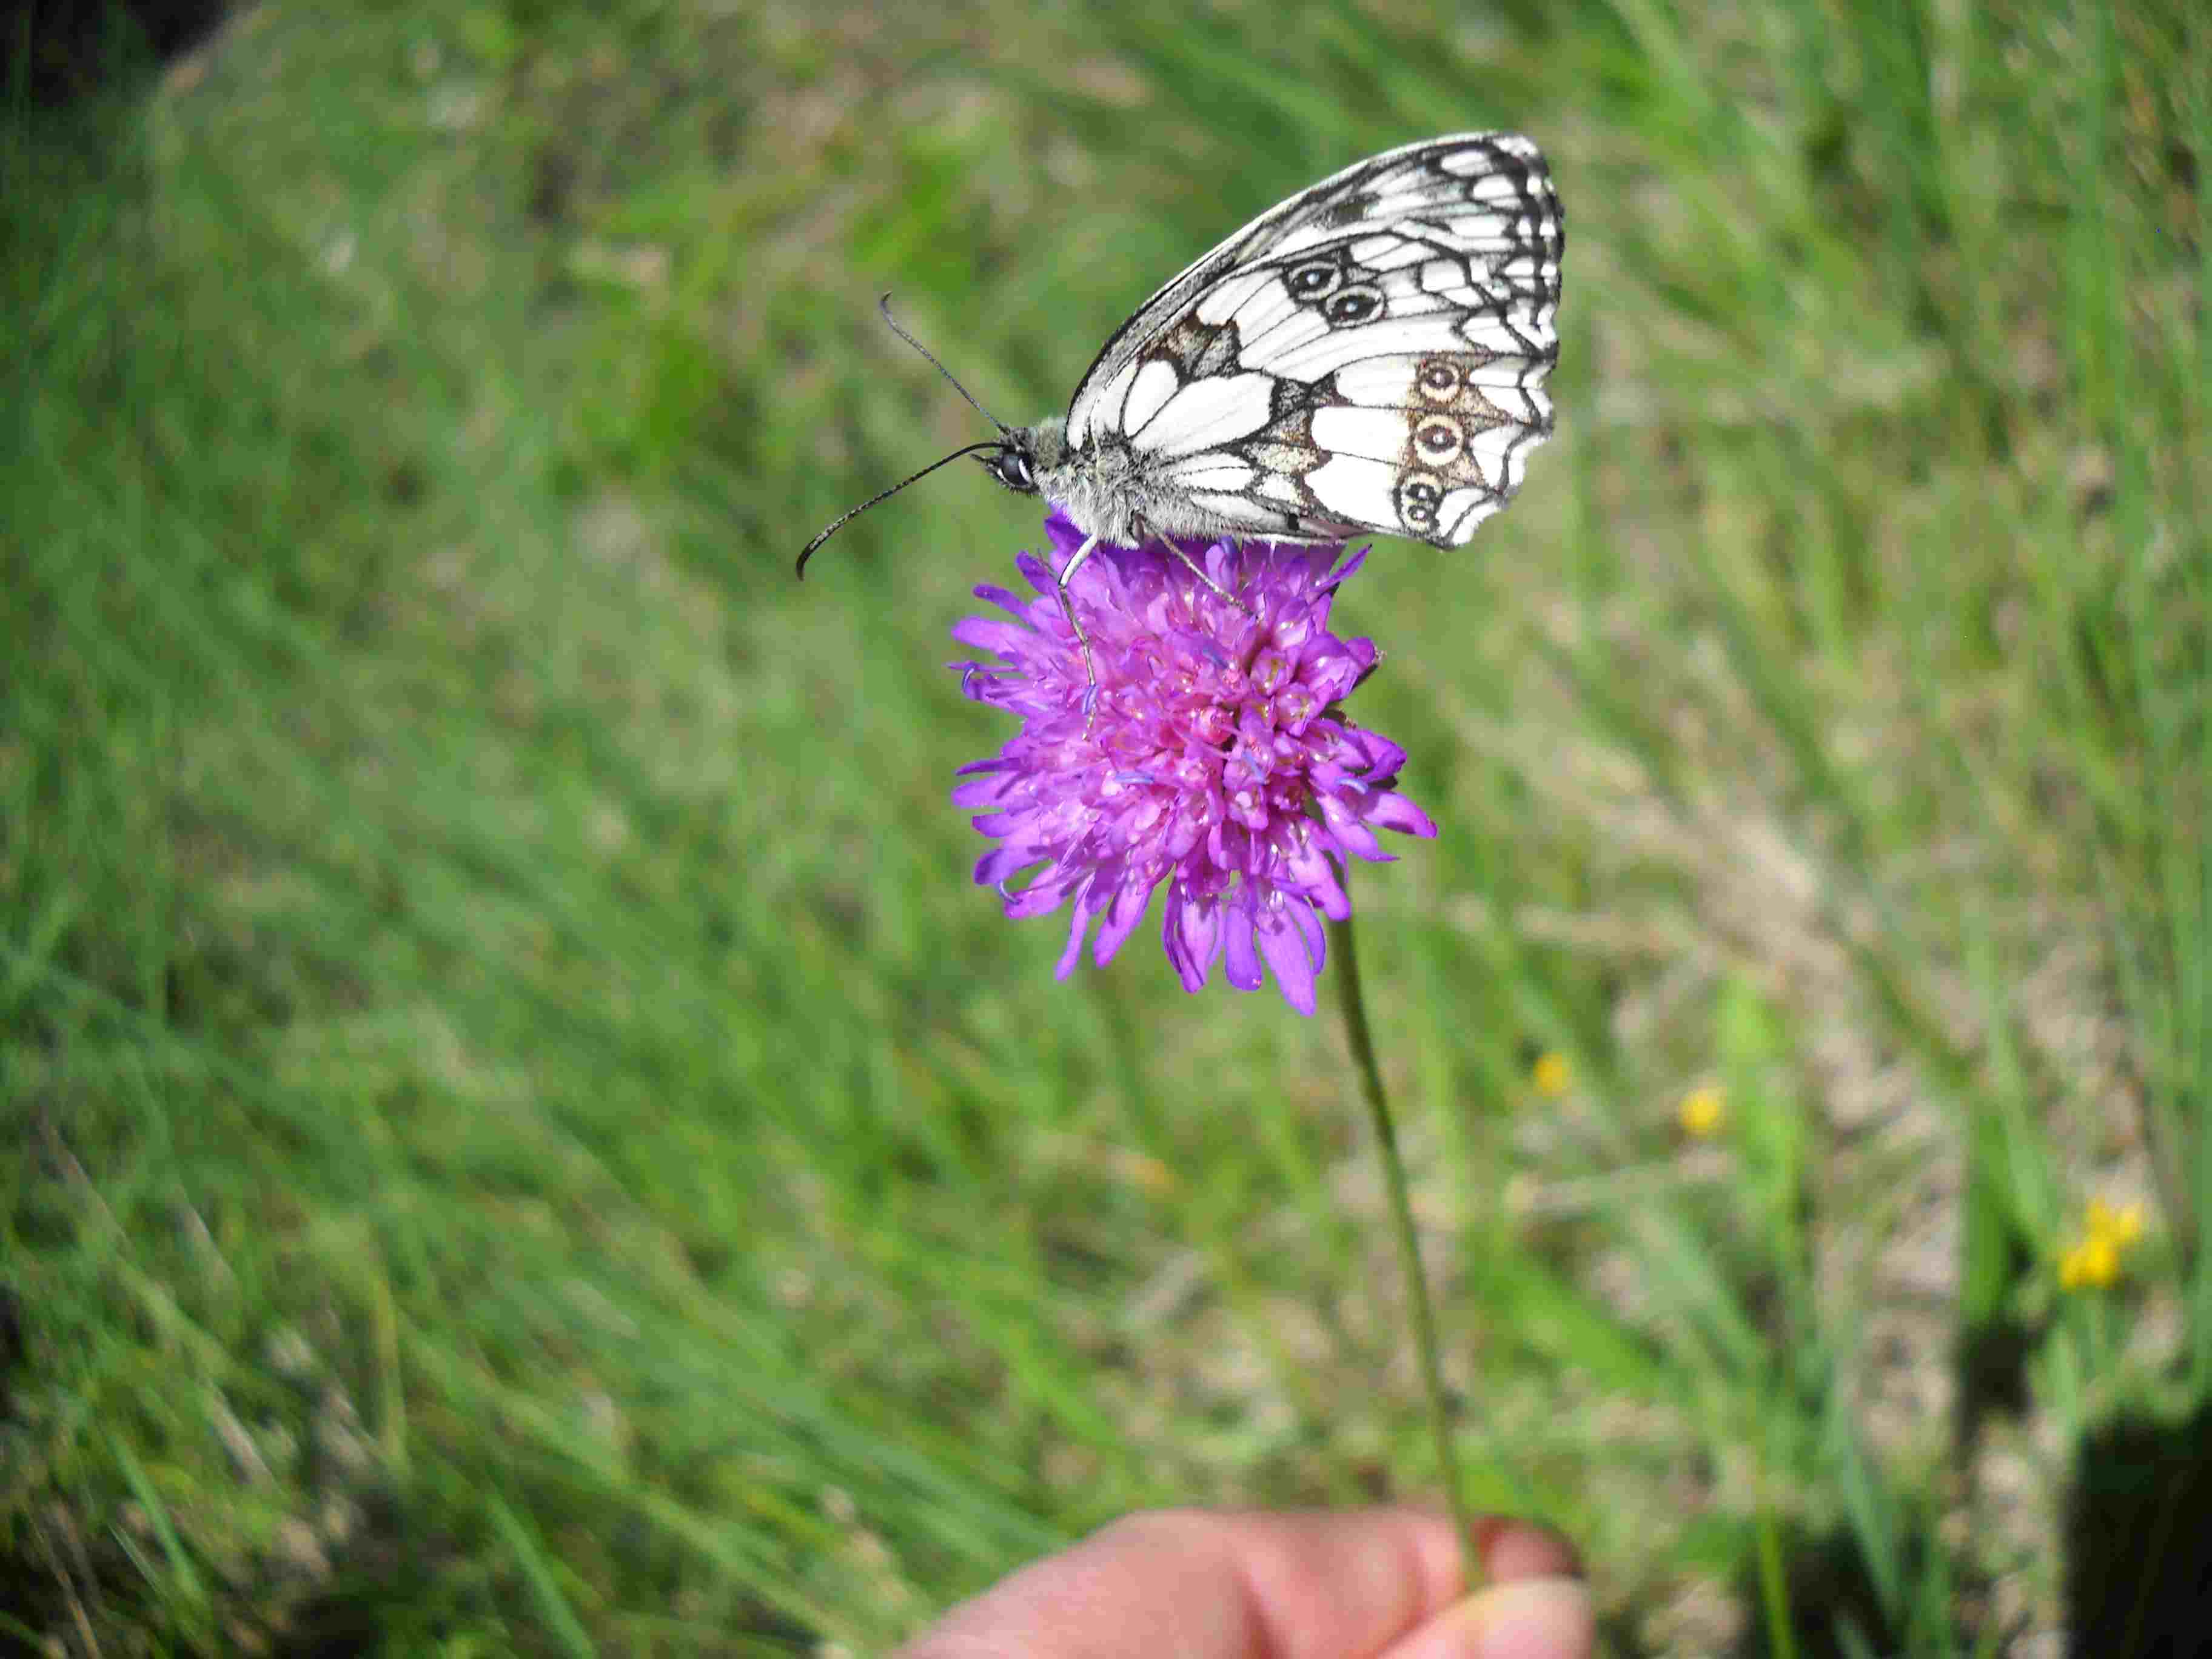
(795, 440, 1005, 578)
(878, 293, 1010, 435)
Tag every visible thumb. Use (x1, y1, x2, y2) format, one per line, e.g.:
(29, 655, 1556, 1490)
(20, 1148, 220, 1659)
(1374, 1575, 1594, 1659)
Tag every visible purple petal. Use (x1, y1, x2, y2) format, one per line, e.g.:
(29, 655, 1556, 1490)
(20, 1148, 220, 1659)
(1092, 876, 1154, 966)
(1361, 791, 1438, 839)
(1162, 884, 1222, 991)
(1254, 897, 1321, 1016)
(1316, 793, 1387, 860)
(973, 845, 1033, 886)
(951, 777, 1013, 810)
(1222, 896, 1263, 992)
(951, 617, 1037, 658)
(1054, 884, 1103, 979)
(974, 586, 1041, 631)
(1007, 877, 1078, 920)
(1285, 835, 1350, 919)
(1338, 725, 1407, 775)
(1014, 551, 1059, 596)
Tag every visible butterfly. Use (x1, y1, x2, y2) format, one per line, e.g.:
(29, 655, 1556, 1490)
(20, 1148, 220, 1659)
(799, 132, 1564, 685)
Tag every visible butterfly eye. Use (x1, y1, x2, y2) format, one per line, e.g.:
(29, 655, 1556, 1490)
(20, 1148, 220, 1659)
(991, 450, 1036, 492)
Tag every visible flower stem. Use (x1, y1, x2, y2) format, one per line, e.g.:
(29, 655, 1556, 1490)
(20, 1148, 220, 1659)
(1327, 907, 1485, 1592)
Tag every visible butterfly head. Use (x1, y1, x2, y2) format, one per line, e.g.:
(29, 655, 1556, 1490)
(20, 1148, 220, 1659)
(981, 437, 1039, 496)
(980, 420, 1068, 500)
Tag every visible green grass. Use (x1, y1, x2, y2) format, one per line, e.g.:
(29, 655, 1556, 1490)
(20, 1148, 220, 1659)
(4, 1, 2207, 1652)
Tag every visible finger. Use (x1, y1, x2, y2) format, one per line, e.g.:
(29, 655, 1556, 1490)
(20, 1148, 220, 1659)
(1373, 1577, 1594, 1659)
(1467, 1514, 1581, 1583)
(895, 1504, 1461, 1659)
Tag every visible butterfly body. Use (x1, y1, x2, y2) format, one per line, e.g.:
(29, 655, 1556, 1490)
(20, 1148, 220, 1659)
(983, 415, 1349, 550)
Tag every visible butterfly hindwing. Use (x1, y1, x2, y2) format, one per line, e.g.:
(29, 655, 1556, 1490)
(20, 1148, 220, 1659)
(1063, 133, 1562, 549)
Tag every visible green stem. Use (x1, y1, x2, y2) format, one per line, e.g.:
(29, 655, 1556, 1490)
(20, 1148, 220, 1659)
(1327, 907, 1484, 1591)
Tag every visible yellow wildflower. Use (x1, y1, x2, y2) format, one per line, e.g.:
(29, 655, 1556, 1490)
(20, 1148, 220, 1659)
(1532, 1052, 1572, 1097)
(1677, 1085, 1726, 1139)
(2085, 1198, 2143, 1248)
(2059, 1197, 2146, 1291)
(2059, 1235, 2120, 1290)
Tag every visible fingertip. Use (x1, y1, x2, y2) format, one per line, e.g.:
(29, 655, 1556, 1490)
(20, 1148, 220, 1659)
(1383, 1577, 1595, 1659)
(1472, 1517, 1582, 1584)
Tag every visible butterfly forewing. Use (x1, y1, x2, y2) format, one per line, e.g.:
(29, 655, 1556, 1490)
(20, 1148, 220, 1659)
(1062, 133, 1562, 549)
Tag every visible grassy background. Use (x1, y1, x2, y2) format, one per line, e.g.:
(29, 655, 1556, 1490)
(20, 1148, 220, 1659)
(4, 1, 2207, 1652)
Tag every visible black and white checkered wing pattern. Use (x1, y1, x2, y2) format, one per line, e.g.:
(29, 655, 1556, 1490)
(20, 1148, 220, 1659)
(1064, 133, 1564, 546)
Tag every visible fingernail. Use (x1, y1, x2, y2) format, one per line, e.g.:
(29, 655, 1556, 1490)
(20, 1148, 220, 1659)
(1458, 1576, 1594, 1659)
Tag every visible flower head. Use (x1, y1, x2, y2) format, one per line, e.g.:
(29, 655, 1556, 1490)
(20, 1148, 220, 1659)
(2059, 1233, 2121, 1292)
(1677, 1084, 1726, 1139)
(950, 511, 1435, 1015)
(2059, 1196, 2147, 1291)
(1531, 1052, 1572, 1098)
(2085, 1198, 2143, 1249)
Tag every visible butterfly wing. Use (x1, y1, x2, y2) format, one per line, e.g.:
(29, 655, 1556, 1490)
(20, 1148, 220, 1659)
(1063, 133, 1563, 546)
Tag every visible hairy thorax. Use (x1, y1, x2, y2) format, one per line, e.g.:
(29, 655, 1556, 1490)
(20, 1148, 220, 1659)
(1019, 416, 1327, 549)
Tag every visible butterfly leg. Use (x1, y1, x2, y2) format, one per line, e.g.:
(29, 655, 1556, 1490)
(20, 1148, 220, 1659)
(1165, 545, 1251, 612)
(1054, 533, 1104, 729)
(1137, 519, 1250, 616)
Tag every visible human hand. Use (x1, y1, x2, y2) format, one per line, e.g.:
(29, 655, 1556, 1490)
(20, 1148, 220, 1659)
(894, 1506, 1592, 1659)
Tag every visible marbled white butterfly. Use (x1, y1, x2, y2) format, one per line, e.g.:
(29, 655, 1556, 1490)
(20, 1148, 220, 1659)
(800, 133, 1563, 677)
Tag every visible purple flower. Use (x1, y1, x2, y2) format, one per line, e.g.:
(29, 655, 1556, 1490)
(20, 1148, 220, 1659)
(949, 511, 1436, 1016)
